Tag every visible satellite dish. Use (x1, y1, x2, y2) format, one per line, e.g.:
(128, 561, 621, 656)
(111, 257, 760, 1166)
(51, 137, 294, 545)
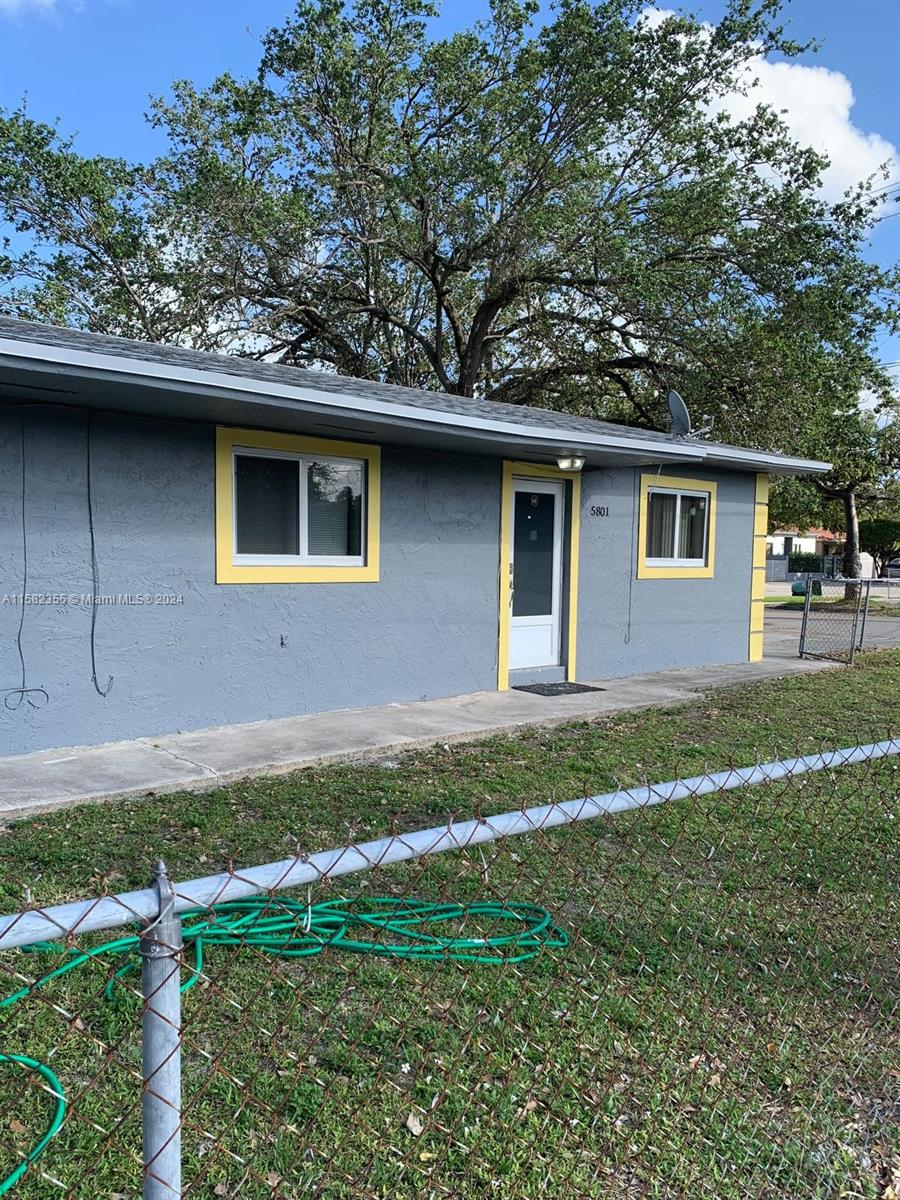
(667, 389, 692, 438)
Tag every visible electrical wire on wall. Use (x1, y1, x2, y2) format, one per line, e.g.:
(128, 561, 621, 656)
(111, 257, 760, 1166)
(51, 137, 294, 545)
(624, 468, 638, 646)
(86, 412, 113, 697)
(3, 408, 49, 711)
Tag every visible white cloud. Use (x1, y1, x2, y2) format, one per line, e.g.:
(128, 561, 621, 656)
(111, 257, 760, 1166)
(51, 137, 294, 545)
(0, 0, 86, 19)
(0, 0, 56, 16)
(722, 58, 897, 200)
(643, 7, 899, 201)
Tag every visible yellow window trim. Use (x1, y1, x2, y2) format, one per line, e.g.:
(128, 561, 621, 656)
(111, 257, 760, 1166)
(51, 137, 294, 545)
(215, 426, 381, 584)
(498, 461, 581, 691)
(636, 473, 717, 579)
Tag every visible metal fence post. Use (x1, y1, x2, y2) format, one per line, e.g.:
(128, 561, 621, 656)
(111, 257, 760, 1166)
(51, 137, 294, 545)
(141, 860, 183, 1200)
(849, 579, 864, 666)
(857, 580, 871, 653)
(799, 578, 812, 658)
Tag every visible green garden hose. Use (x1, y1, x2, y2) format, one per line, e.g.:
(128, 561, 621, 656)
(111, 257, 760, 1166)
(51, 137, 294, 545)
(0, 895, 566, 1193)
(0, 1056, 65, 1196)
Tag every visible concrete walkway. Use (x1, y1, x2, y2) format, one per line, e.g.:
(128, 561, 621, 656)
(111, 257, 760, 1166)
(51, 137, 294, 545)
(3, 611, 874, 821)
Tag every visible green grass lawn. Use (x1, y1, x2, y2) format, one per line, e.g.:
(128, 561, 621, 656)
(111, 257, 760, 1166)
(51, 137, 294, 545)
(1, 653, 899, 1198)
(765, 594, 900, 617)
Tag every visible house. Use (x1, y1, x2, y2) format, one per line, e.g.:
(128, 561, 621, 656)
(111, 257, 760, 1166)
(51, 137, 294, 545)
(0, 318, 829, 758)
(765, 528, 876, 579)
(766, 528, 844, 557)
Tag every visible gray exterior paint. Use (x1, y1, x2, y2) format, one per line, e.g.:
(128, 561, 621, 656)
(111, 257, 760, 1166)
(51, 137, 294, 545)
(1, 407, 754, 757)
(0, 409, 500, 756)
(576, 468, 753, 678)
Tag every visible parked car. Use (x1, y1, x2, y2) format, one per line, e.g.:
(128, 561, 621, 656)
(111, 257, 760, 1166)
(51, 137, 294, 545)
(881, 559, 900, 579)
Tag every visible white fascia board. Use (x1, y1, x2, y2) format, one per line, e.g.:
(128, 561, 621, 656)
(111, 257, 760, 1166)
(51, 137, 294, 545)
(0, 336, 707, 461)
(0, 336, 827, 473)
(702, 444, 831, 475)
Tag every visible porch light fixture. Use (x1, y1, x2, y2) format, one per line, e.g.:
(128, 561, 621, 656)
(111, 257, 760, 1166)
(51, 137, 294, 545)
(556, 453, 585, 471)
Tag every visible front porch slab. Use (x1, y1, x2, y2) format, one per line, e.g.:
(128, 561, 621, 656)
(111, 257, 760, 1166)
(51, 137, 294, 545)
(0, 617, 854, 822)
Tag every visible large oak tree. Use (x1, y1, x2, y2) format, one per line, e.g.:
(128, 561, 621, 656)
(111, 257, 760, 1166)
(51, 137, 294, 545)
(1, 0, 897, 459)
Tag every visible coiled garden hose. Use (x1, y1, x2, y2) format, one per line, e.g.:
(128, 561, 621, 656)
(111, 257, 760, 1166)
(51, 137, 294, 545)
(0, 895, 566, 1193)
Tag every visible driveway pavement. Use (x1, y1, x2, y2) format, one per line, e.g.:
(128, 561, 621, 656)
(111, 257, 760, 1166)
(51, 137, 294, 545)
(764, 604, 900, 654)
(2, 611, 897, 822)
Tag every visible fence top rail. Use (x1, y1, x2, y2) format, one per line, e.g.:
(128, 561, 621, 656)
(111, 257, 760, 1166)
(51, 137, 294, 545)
(1, 739, 898, 952)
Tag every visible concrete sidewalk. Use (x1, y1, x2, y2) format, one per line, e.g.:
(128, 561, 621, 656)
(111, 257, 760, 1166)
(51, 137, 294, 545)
(0, 630, 844, 821)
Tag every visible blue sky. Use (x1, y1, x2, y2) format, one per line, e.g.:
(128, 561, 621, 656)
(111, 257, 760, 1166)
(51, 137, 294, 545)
(1, 0, 898, 368)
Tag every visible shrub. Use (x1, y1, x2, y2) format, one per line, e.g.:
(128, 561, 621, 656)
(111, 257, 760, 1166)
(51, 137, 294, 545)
(789, 552, 823, 573)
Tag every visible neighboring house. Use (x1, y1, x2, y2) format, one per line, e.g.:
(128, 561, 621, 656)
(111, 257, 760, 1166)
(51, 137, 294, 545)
(0, 319, 829, 757)
(766, 528, 844, 557)
(766, 529, 877, 578)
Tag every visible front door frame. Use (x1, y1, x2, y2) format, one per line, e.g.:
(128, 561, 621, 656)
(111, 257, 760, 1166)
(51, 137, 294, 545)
(498, 460, 581, 690)
(509, 477, 565, 671)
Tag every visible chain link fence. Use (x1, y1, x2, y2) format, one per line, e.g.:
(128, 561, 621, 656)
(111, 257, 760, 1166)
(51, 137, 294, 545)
(1, 742, 899, 1199)
(871, 575, 900, 602)
(797, 577, 900, 666)
(799, 577, 870, 663)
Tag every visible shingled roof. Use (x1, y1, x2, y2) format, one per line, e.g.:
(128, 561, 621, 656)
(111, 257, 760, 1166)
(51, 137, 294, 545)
(0, 317, 830, 476)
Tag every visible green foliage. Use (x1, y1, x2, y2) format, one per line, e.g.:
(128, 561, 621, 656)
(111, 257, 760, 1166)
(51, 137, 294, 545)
(0, 0, 897, 452)
(859, 516, 900, 572)
(787, 551, 822, 573)
(769, 408, 900, 578)
(0, 109, 176, 336)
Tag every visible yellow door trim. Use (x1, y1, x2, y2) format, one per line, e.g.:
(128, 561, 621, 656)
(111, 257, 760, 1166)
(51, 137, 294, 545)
(498, 462, 582, 690)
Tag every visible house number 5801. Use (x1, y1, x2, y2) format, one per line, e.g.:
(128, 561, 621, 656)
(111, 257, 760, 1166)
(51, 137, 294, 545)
(590, 505, 610, 517)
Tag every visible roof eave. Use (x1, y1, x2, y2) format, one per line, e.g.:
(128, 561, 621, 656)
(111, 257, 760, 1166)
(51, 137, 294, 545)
(0, 334, 831, 477)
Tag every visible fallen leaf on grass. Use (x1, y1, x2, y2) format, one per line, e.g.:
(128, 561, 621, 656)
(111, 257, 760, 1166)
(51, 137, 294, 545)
(406, 1111, 424, 1137)
(9, 1120, 26, 1134)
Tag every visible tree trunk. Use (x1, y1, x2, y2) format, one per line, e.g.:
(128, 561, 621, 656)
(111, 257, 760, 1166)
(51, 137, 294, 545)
(842, 489, 862, 600)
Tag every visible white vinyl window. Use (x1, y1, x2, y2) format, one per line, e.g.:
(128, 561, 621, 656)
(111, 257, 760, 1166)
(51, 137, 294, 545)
(233, 447, 366, 566)
(645, 486, 710, 567)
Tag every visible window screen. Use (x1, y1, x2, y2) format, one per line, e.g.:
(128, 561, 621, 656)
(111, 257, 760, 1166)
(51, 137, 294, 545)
(233, 450, 366, 562)
(307, 461, 364, 557)
(647, 491, 677, 558)
(646, 487, 709, 563)
(678, 494, 707, 560)
(235, 455, 300, 555)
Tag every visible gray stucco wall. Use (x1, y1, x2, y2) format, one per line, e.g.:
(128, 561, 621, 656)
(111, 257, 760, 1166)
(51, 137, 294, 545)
(576, 467, 754, 679)
(0, 408, 501, 756)
(0, 406, 756, 757)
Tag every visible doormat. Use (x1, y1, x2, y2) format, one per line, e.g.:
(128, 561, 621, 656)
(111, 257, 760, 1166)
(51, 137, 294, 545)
(512, 682, 605, 697)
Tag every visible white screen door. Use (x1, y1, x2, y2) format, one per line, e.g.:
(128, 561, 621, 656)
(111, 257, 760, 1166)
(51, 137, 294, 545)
(509, 479, 564, 669)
